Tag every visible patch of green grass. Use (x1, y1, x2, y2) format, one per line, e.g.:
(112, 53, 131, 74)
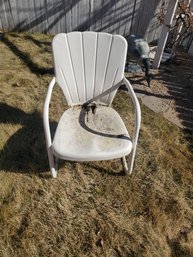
(0, 32, 193, 257)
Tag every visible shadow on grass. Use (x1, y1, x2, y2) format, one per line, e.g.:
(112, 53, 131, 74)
(83, 162, 126, 177)
(1, 35, 54, 76)
(0, 103, 57, 174)
(0, 103, 126, 177)
(167, 236, 192, 257)
(121, 65, 193, 151)
(153, 66, 193, 150)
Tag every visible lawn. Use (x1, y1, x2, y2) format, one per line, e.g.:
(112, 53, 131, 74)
(0, 32, 193, 257)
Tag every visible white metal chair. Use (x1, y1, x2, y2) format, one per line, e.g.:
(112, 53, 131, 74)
(43, 32, 141, 178)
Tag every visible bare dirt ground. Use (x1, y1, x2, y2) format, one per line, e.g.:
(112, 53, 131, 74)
(126, 50, 193, 133)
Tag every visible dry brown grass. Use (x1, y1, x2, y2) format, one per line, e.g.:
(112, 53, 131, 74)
(0, 32, 193, 257)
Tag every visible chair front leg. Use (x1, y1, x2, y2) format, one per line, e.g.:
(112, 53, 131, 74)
(43, 77, 57, 178)
(47, 147, 57, 178)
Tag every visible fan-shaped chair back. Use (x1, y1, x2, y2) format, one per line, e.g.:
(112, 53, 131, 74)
(52, 32, 127, 106)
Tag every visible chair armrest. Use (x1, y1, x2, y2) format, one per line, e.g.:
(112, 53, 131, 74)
(43, 77, 56, 148)
(122, 76, 141, 138)
(122, 76, 141, 173)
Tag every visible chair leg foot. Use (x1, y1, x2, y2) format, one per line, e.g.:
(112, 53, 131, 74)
(51, 168, 57, 178)
(122, 155, 135, 175)
(128, 151, 136, 175)
(122, 157, 128, 173)
(47, 147, 57, 178)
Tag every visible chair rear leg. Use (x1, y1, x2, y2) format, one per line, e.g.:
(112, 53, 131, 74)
(127, 151, 136, 175)
(121, 157, 128, 173)
(47, 147, 57, 178)
(122, 151, 136, 175)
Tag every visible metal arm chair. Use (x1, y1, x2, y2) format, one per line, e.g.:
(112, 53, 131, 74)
(43, 32, 141, 178)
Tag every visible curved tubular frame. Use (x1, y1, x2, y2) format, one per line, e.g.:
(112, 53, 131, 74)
(43, 77, 57, 178)
(122, 77, 141, 174)
(43, 76, 141, 177)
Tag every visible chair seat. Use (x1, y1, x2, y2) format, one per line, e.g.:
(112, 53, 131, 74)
(52, 105, 133, 161)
